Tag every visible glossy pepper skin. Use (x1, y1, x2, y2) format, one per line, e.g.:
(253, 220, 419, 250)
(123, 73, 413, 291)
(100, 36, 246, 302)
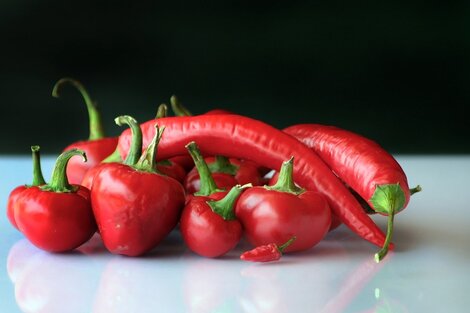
(116, 114, 391, 250)
(52, 78, 118, 184)
(180, 184, 249, 258)
(240, 236, 296, 262)
(91, 118, 185, 256)
(15, 149, 96, 252)
(283, 124, 421, 261)
(7, 146, 46, 230)
(236, 158, 331, 252)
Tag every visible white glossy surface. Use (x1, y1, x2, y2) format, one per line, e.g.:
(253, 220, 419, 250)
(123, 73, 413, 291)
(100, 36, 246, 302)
(1, 155, 469, 313)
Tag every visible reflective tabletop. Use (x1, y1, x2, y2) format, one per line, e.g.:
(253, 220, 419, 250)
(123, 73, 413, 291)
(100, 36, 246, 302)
(1, 155, 469, 313)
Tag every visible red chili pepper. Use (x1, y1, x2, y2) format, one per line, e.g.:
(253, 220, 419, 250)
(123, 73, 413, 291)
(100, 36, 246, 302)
(52, 78, 118, 184)
(283, 124, 421, 261)
(236, 157, 331, 252)
(180, 172, 250, 257)
(91, 117, 185, 256)
(240, 236, 297, 262)
(7, 146, 46, 230)
(116, 115, 390, 251)
(14, 149, 96, 252)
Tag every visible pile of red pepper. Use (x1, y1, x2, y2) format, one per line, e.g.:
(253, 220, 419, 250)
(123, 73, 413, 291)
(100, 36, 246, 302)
(7, 78, 421, 263)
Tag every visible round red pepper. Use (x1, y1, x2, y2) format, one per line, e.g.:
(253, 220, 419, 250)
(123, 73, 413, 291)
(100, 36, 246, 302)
(180, 183, 250, 258)
(52, 78, 118, 184)
(15, 149, 96, 252)
(91, 118, 185, 256)
(240, 236, 296, 262)
(7, 146, 46, 230)
(235, 157, 331, 252)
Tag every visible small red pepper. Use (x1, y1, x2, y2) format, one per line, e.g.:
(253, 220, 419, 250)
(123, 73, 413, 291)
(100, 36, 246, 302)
(52, 78, 118, 184)
(7, 146, 46, 230)
(236, 157, 331, 252)
(14, 149, 96, 252)
(91, 117, 185, 256)
(180, 141, 250, 258)
(180, 181, 250, 258)
(240, 236, 296, 262)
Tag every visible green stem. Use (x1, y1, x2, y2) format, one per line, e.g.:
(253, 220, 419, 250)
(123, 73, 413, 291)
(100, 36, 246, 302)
(185, 141, 223, 196)
(41, 149, 86, 193)
(170, 95, 192, 116)
(265, 157, 304, 195)
(115, 115, 142, 166)
(207, 184, 252, 220)
(374, 211, 394, 263)
(134, 124, 164, 173)
(101, 148, 122, 163)
(155, 103, 168, 119)
(277, 236, 297, 253)
(30, 145, 46, 186)
(410, 185, 422, 195)
(52, 77, 105, 140)
(208, 155, 239, 175)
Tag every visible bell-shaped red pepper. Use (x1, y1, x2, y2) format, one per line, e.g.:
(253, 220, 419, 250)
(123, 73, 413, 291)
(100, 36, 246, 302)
(235, 157, 331, 253)
(180, 141, 250, 257)
(91, 117, 186, 256)
(7, 146, 46, 230)
(52, 78, 118, 184)
(14, 149, 97, 252)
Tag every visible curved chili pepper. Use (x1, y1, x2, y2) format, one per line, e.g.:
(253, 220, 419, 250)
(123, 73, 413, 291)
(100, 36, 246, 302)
(171, 96, 269, 186)
(91, 117, 185, 256)
(14, 149, 96, 252)
(7, 146, 46, 230)
(240, 236, 296, 262)
(52, 78, 118, 184)
(236, 157, 331, 252)
(117, 114, 390, 250)
(283, 124, 421, 261)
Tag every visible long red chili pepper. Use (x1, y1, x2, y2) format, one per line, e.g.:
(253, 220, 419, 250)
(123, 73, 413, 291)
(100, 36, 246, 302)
(52, 78, 118, 184)
(240, 236, 297, 262)
(284, 124, 420, 261)
(116, 114, 391, 250)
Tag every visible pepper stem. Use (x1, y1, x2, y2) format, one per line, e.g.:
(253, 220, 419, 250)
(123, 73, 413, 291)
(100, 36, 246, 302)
(155, 103, 168, 119)
(30, 145, 46, 186)
(185, 141, 224, 196)
(277, 236, 297, 253)
(52, 78, 105, 141)
(115, 115, 142, 166)
(410, 185, 422, 195)
(170, 95, 192, 116)
(134, 124, 164, 173)
(374, 212, 394, 263)
(207, 184, 252, 220)
(41, 149, 86, 193)
(101, 148, 122, 163)
(208, 155, 239, 175)
(266, 157, 304, 195)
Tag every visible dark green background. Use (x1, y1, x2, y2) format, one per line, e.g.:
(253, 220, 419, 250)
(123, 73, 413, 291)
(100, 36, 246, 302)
(1, 1, 468, 154)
